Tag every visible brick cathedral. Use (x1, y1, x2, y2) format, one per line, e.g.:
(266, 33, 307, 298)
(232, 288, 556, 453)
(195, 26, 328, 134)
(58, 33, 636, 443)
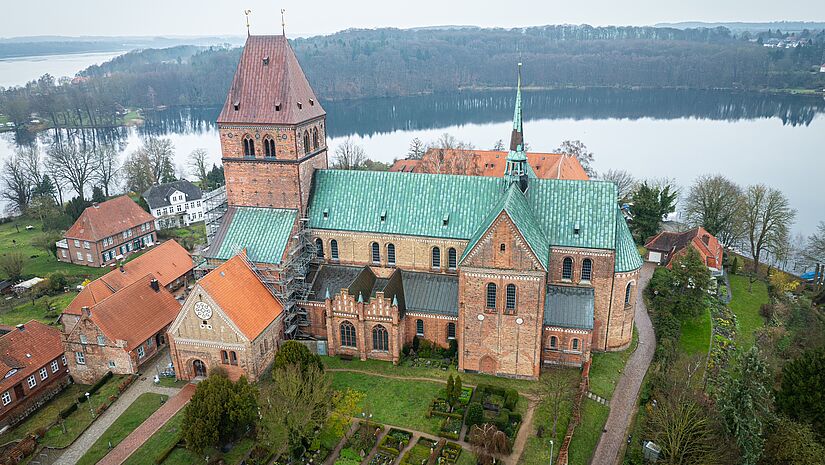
(168, 35, 642, 381)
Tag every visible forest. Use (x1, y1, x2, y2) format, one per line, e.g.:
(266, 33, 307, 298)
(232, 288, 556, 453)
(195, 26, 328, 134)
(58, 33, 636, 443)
(1, 25, 825, 129)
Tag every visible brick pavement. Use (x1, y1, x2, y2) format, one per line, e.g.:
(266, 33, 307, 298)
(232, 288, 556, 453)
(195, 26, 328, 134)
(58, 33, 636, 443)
(589, 264, 655, 465)
(97, 383, 195, 465)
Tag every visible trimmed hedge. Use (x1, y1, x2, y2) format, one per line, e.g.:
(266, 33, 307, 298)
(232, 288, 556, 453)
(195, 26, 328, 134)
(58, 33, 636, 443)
(77, 371, 114, 403)
(59, 402, 78, 419)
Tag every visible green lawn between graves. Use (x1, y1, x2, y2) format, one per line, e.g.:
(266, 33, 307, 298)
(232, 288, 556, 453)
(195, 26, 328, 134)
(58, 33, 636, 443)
(77, 393, 167, 465)
(678, 306, 712, 356)
(727, 274, 769, 348)
(0, 383, 90, 442)
(518, 368, 579, 465)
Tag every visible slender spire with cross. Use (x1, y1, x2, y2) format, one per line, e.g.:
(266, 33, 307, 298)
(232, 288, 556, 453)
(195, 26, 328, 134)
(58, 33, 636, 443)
(281, 9, 286, 36)
(244, 9, 252, 36)
(504, 62, 529, 192)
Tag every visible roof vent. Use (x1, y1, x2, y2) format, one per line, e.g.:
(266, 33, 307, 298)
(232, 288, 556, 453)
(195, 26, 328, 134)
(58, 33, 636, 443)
(233, 101, 240, 111)
(25, 353, 31, 358)
(309, 98, 315, 106)
(323, 208, 329, 219)
(380, 210, 387, 222)
(442, 213, 450, 227)
(15, 323, 24, 331)
(262, 56, 270, 66)
(92, 203, 99, 209)
(275, 102, 281, 111)
(574, 223, 581, 235)
(297, 102, 303, 110)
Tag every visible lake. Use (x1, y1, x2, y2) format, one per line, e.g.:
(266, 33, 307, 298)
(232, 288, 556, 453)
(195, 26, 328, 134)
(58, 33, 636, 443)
(1, 88, 823, 239)
(0, 51, 126, 88)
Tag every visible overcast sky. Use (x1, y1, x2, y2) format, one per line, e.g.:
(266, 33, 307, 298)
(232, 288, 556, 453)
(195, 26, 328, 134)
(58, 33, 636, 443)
(2, 0, 825, 38)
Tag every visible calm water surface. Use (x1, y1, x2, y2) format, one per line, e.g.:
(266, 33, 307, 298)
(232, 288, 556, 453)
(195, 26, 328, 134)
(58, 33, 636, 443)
(1, 88, 823, 237)
(0, 51, 126, 88)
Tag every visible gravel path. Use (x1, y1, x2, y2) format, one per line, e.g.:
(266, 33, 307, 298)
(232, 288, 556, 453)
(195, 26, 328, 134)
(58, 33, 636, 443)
(590, 264, 655, 465)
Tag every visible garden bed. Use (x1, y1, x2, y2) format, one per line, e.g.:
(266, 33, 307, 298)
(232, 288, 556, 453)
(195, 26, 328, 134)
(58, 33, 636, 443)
(378, 428, 412, 456)
(467, 384, 521, 440)
(400, 438, 438, 465)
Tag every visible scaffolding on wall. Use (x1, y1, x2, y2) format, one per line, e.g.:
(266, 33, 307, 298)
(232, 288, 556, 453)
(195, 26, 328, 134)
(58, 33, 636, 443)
(203, 186, 227, 246)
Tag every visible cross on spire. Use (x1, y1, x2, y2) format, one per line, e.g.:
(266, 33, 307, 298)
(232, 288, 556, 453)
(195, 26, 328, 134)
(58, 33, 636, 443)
(244, 9, 252, 37)
(281, 9, 286, 36)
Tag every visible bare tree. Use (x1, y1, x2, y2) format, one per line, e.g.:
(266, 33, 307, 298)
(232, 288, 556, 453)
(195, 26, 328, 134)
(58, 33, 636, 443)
(331, 138, 367, 170)
(18, 145, 44, 189)
(419, 133, 481, 175)
(122, 150, 155, 194)
(555, 140, 596, 178)
(136, 137, 176, 184)
(45, 138, 95, 201)
(533, 371, 574, 438)
(804, 222, 825, 265)
(407, 137, 426, 160)
(741, 184, 796, 281)
(683, 174, 744, 248)
(94, 144, 120, 197)
(187, 148, 209, 184)
(0, 252, 25, 282)
(599, 169, 637, 203)
(492, 139, 505, 151)
(468, 424, 511, 465)
(1, 154, 33, 215)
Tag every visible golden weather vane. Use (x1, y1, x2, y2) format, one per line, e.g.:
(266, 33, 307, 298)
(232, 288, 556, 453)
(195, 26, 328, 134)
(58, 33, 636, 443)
(281, 9, 286, 36)
(244, 9, 252, 36)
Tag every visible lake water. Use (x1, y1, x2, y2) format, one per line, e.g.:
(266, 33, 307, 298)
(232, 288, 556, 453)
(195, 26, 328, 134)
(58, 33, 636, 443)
(1, 88, 823, 239)
(0, 51, 126, 88)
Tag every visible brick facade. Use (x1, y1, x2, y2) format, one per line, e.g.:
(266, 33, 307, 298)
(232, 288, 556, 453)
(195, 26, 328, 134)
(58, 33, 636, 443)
(59, 226, 156, 268)
(324, 290, 404, 364)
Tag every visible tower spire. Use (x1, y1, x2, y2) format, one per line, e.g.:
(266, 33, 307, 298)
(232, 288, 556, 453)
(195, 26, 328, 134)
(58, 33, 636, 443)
(504, 63, 528, 192)
(281, 9, 286, 36)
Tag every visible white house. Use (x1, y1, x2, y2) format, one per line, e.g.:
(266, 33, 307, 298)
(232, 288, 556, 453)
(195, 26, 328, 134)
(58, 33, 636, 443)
(820, 63, 825, 73)
(142, 180, 204, 229)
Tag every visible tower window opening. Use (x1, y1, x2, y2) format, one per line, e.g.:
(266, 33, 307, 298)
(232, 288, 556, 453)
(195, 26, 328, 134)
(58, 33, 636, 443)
(264, 136, 276, 158)
(297, 102, 303, 109)
(242, 135, 255, 158)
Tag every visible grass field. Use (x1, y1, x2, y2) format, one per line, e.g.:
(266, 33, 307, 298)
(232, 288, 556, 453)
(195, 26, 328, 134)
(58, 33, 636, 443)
(568, 400, 610, 465)
(0, 292, 77, 326)
(728, 274, 769, 347)
(518, 368, 579, 465)
(162, 438, 255, 465)
(122, 410, 184, 465)
(678, 306, 712, 356)
(77, 393, 167, 465)
(588, 328, 637, 401)
(0, 383, 91, 442)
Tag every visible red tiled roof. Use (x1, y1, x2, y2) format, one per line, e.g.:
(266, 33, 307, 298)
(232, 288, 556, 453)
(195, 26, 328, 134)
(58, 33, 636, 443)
(199, 255, 283, 340)
(217, 35, 325, 125)
(64, 196, 154, 242)
(389, 149, 589, 180)
(86, 275, 181, 351)
(0, 321, 63, 393)
(645, 227, 724, 269)
(64, 241, 192, 316)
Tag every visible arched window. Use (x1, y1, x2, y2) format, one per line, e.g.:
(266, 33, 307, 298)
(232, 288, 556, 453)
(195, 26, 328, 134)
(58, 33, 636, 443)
(549, 336, 558, 349)
(625, 282, 634, 306)
(571, 339, 580, 351)
(416, 319, 424, 336)
(242, 135, 255, 157)
(371, 242, 380, 264)
(562, 257, 573, 280)
(263, 135, 276, 158)
(431, 247, 441, 269)
(229, 351, 238, 365)
(312, 127, 319, 150)
(330, 239, 339, 260)
(303, 131, 311, 154)
(505, 284, 517, 312)
(372, 325, 389, 351)
(340, 321, 357, 348)
(387, 243, 396, 266)
(315, 238, 324, 258)
(447, 322, 456, 340)
(486, 283, 497, 310)
(221, 350, 229, 364)
(448, 247, 457, 271)
(581, 258, 593, 282)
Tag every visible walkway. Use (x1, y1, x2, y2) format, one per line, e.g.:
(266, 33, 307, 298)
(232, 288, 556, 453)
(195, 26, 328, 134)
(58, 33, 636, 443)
(98, 383, 195, 465)
(51, 351, 183, 465)
(590, 263, 656, 465)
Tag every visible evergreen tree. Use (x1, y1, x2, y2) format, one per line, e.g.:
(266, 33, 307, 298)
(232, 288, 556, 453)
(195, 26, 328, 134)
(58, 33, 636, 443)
(716, 347, 773, 465)
(272, 340, 324, 374)
(445, 374, 455, 406)
(453, 375, 463, 405)
(647, 248, 711, 317)
(91, 186, 106, 203)
(630, 181, 678, 242)
(776, 347, 825, 438)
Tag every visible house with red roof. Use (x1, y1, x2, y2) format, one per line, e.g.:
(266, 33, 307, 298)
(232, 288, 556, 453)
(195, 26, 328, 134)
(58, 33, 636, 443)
(644, 227, 724, 276)
(62, 275, 182, 384)
(60, 240, 193, 333)
(0, 321, 70, 429)
(56, 196, 156, 268)
(168, 254, 284, 381)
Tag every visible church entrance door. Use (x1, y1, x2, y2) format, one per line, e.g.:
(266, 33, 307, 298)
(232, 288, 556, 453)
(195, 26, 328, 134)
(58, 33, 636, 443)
(193, 359, 207, 377)
(479, 356, 496, 375)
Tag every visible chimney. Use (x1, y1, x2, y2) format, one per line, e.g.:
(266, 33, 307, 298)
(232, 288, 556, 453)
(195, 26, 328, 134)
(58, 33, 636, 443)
(150, 279, 160, 292)
(119, 264, 125, 273)
(92, 202, 99, 209)
(81, 306, 90, 317)
(15, 323, 24, 331)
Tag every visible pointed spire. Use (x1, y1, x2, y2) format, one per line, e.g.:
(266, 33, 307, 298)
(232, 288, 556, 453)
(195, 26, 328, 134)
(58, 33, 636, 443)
(325, 287, 330, 300)
(357, 292, 364, 303)
(505, 63, 528, 191)
(392, 295, 398, 307)
(511, 62, 524, 148)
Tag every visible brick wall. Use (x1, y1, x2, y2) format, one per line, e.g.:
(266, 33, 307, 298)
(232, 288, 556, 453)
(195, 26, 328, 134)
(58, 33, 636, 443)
(0, 357, 70, 428)
(324, 291, 403, 364)
(403, 313, 457, 348)
(540, 327, 592, 367)
(605, 269, 640, 351)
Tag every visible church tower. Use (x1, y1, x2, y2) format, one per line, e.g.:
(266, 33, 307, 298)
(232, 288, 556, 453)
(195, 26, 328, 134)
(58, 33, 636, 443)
(217, 35, 327, 214)
(503, 63, 529, 193)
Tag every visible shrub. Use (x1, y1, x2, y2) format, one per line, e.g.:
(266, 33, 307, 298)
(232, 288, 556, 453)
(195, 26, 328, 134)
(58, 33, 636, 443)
(466, 402, 483, 426)
(87, 371, 113, 396)
(503, 389, 518, 410)
(760, 303, 774, 320)
(495, 409, 511, 431)
(59, 403, 78, 418)
(154, 439, 182, 464)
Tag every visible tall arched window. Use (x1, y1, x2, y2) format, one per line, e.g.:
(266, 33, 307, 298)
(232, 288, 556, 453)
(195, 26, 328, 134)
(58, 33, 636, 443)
(315, 238, 324, 258)
(562, 257, 574, 280)
(416, 319, 424, 336)
(448, 247, 457, 271)
(505, 284, 517, 312)
(625, 282, 634, 306)
(371, 242, 380, 264)
(431, 247, 441, 269)
(303, 131, 311, 154)
(263, 135, 276, 158)
(330, 239, 339, 260)
(447, 322, 456, 340)
(221, 350, 229, 364)
(486, 283, 497, 310)
(312, 127, 319, 150)
(549, 336, 558, 349)
(387, 243, 396, 266)
(340, 321, 356, 348)
(571, 338, 580, 351)
(581, 258, 593, 282)
(242, 135, 255, 157)
(372, 325, 389, 351)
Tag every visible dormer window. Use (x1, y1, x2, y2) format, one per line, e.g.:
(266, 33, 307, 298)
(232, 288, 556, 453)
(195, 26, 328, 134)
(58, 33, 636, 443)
(574, 223, 581, 235)
(323, 209, 329, 219)
(380, 210, 387, 222)
(297, 102, 303, 109)
(275, 103, 281, 112)
(442, 213, 450, 227)
(309, 98, 315, 106)
(262, 56, 270, 66)
(233, 101, 240, 111)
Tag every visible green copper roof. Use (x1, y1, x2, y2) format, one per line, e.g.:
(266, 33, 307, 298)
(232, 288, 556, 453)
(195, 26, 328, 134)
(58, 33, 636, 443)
(207, 206, 297, 264)
(461, 184, 549, 269)
(308, 170, 638, 271)
(614, 211, 643, 272)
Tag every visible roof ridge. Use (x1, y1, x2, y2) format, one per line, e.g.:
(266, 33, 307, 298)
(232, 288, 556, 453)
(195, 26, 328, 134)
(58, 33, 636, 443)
(93, 273, 157, 309)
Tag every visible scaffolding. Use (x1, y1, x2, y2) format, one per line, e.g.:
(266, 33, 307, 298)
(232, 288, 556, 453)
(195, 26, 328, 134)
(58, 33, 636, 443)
(203, 185, 227, 246)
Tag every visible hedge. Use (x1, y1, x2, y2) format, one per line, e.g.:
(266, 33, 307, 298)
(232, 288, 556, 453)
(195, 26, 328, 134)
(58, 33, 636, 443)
(59, 403, 78, 419)
(154, 439, 182, 464)
(77, 371, 113, 403)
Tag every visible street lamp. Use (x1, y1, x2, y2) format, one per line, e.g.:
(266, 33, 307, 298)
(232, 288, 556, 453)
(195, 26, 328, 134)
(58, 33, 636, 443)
(85, 392, 94, 418)
(549, 439, 554, 465)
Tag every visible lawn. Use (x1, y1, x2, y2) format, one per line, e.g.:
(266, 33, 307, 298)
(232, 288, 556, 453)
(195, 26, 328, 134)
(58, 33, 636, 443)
(77, 393, 167, 465)
(0, 292, 77, 326)
(122, 410, 184, 465)
(329, 370, 443, 434)
(162, 438, 255, 465)
(40, 375, 126, 448)
(0, 382, 90, 442)
(518, 368, 579, 465)
(728, 274, 769, 347)
(678, 306, 712, 356)
(568, 400, 609, 464)
(588, 328, 637, 401)
(322, 356, 536, 393)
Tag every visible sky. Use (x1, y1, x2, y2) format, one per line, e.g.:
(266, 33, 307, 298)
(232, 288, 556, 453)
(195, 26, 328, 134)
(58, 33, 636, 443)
(3, 0, 825, 38)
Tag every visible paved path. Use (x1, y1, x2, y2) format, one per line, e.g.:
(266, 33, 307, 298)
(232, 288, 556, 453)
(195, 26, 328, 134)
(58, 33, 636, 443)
(590, 264, 656, 465)
(52, 351, 182, 465)
(98, 383, 195, 465)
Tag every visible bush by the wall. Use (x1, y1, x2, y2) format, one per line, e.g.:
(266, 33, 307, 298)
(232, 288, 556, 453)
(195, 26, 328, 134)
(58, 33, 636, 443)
(59, 403, 78, 419)
(466, 402, 483, 426)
